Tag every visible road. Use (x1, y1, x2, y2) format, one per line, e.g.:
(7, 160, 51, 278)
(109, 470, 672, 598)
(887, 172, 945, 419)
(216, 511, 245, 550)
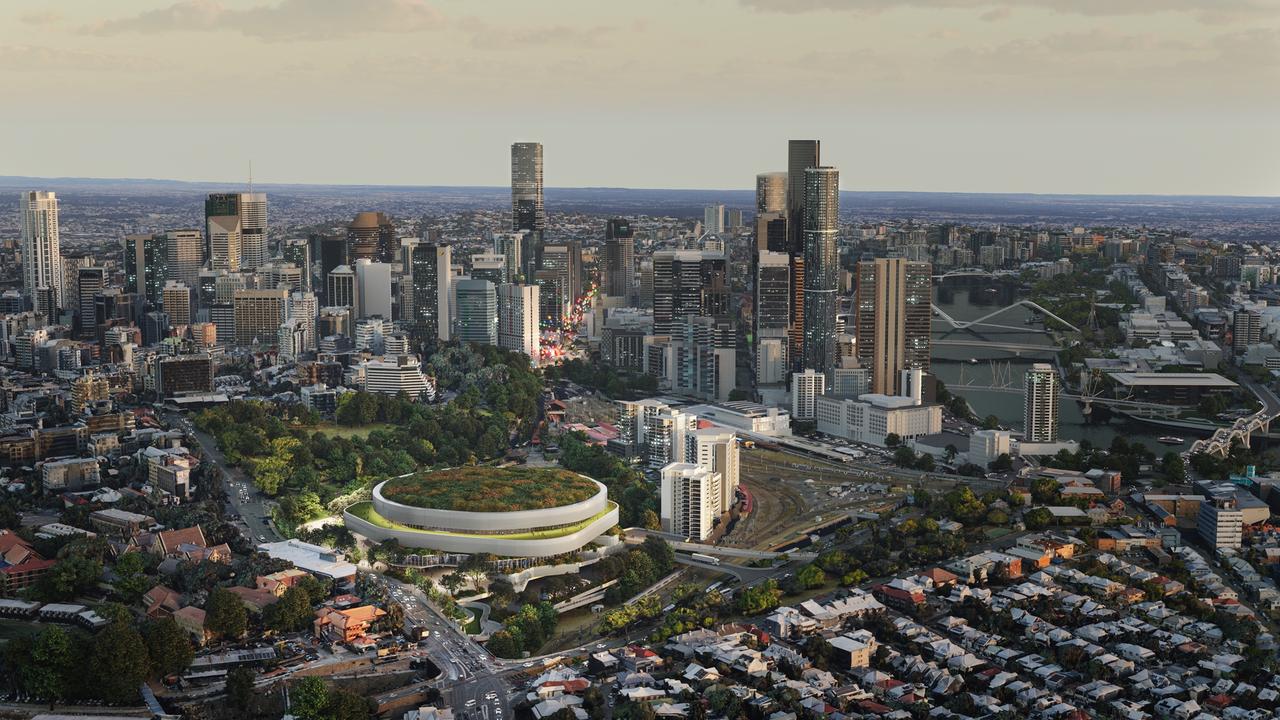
(169, 411, 282, 544)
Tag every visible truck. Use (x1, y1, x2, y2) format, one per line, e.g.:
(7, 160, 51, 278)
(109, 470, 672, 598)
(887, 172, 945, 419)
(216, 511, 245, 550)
(689, 552, 721, 566)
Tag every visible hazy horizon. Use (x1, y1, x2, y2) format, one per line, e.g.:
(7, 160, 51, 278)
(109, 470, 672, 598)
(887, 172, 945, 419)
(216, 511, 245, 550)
(3, 0, 1278, 196)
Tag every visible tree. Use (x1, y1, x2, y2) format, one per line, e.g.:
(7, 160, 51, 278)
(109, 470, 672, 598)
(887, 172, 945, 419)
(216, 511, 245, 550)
(1030, 476, 1059, 504)
(884, 433, 901, 448)
(982, 415, 1001, 430)
(1161, 452, 1187, 483)
(112, 551, 151, 603)
(265, 585, 314, 633)
(893, 446, 917, 468)
(92, 621, 150, 704)
(143, 618, 194, 678)
(226, 667, 255, 710)
(1024, 507, 1054, 530)
(325, 689, 374, 720)
(20, 626, 78, 701)
(37, 554, 102, 601)
(915, 454, 936, 472)
(943, 445, 959, 463)
(204, 586, 247, 640)
(795, 563, 825, 590)
(291, 677, 330, 720)
(989, 453, 1013, 472)
(486, 629, 520, 658)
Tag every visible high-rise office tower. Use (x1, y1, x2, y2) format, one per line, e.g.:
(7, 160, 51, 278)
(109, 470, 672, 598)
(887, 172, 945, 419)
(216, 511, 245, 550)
(603, 218, 635, 301)
(410, 244, 452, 343)
(855, 258, 932, 395)
(492, 232, 525, 282)
(540, 243, 582, 326)
(652, 250, 730, 338)
(318, 235, 349, 300)
(470, 253, 508, 285)
(801, 166, 840, 376)
(755, 250, 791, 386)
(326, 265, 356, 311)
(454, 279, 498, 345)
(498, 283, 540, 361)
(787, 140, 820, 254)
(755, 213, 788, 254)
(347, 211, 396, 263)
(511, 142, 545, 233)
(19, 191, 63, 309)
(62, 253, 92, 321)
(232, 288, 289, 346)
(354, 259, 393, 320)
(162, 281, 194, 326)
(1023, 363, 1060, 443)
(756, 172, 787, 214)
(165, 229, 204, 294)
(205, 193, 268, 272)
(76, 267, 106, 340)
(703, 205, 725, 235)
(283, 239, 312, 291)
(124, 233, 168, 308)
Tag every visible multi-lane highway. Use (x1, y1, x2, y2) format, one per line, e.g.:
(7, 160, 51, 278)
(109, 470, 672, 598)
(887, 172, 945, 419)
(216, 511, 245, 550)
(168, 411, 282, 543)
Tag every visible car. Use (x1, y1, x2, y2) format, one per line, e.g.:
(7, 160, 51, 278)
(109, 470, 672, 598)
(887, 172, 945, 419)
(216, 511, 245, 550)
(522, 662, 533, 668)
(465, 699, 477, 708)
(596, 643, 607, 649)
(258, 535, 266, 541)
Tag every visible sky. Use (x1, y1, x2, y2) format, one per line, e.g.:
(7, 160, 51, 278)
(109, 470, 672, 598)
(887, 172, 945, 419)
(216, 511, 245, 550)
(2, 0, 1279, 196)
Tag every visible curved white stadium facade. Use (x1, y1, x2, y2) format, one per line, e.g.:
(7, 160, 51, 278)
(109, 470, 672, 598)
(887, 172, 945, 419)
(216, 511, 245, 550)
(343, 477, 619, 557)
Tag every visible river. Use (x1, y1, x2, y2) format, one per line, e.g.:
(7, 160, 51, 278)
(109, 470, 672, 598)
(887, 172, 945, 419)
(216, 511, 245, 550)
(929, 277, 1200, 454)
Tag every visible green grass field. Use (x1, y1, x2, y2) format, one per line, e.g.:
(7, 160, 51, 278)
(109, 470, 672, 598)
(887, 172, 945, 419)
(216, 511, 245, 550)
(380, 466, 598, 512)
(313, 423, 394, 439)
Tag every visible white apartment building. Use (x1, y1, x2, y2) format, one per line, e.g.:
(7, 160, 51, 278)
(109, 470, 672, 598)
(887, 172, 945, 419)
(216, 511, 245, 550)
(363, 355, 430, 399)
(792, 368, 825, 421)
(498, 283, 540, 361)
(687, 428, 740, 511)
(660, 462, 722, 541)
(815, 393, 941, 447)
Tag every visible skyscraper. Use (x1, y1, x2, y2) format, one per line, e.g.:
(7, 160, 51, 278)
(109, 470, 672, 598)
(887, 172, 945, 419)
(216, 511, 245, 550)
(492, 232, 525, 282)
(511, 142, 545, 233)
(410, 243, 452, 343)
(652, 250, 730, 337)
(755, 250, 791, 386)
(282, 238, 312, 291)
(232, 288, 289, 346)
(327, 266, 356, 309)
(162, 281, 194, 327)
(603, 218, 635, 301)
(124, 233, 168, 308)
(703, 205, 725, 235)
(19, 191, 63, 310)
(205, 193, 266, 271)
(165, 229, 204, 294)
(347, 211, 396, 263)
(353, 259, 393, 320)
(1023, 363, 1060, 443)
(855, 258, 933, 396)
(756, 172, 787, 214)
(498, 283, 540, 361)
(76, 267, 106, 340)
(801, 166, 840, 376)
(786, 140, 820, 255)
(540, 243, 582, 326)
(455, 279, 498, 345)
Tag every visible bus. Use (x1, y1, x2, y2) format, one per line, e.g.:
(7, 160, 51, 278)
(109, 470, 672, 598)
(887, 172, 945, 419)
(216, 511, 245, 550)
(689, 553, 720, 566)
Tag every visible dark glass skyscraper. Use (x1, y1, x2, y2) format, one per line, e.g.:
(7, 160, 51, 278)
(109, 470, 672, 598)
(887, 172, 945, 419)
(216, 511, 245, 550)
(511, 142, 545, 233)
(603, 218, 635, 300)
(801, 166, 839, 376)
(124, 233, 168, 309)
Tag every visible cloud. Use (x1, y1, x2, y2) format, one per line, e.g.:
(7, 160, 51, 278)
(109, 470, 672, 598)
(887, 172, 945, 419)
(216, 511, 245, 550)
(85, 0, 444, 41)
(20, 10, 64, 26)
(979, 7, 1011, 22)
(737, 0, 1275, 22)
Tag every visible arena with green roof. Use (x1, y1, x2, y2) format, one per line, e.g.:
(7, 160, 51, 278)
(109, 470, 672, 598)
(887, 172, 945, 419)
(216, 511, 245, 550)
(343, 466, 619, 557)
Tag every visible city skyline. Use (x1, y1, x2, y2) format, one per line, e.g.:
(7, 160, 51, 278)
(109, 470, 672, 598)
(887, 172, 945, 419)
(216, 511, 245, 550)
(2, 1, 1278, 196)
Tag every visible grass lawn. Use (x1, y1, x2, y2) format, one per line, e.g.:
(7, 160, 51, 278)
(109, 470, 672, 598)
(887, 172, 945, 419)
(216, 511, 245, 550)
(0, 618, 45, 644)
(314, 423, 394, 439)
(380, 466, 598, 512)
(463, 610, 481, 635)
(347, 501, 618, 540)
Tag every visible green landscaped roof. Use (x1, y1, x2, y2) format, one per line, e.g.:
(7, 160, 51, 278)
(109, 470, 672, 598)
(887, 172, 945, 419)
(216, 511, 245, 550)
(347, 501, 617, 540)
(378, 466, 598, 513)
